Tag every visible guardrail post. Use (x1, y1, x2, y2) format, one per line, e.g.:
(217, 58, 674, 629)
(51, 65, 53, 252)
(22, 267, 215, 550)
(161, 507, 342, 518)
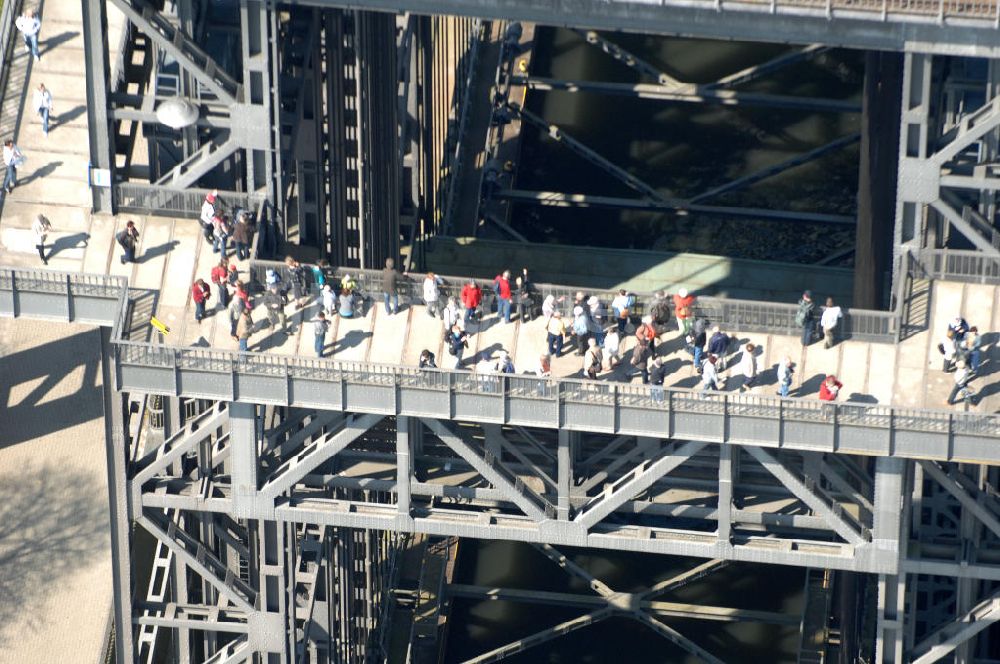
(65, 274, 74, 322)
(722, 394, 729, 443)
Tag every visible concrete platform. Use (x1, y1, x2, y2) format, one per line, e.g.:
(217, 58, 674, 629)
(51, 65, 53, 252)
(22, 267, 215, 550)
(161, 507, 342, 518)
(0, 318, 112, 664)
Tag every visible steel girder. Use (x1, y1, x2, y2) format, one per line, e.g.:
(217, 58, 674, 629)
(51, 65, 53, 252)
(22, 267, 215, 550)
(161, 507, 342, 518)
(128, 405, 908, 574)
(895, 53, 1000, 267)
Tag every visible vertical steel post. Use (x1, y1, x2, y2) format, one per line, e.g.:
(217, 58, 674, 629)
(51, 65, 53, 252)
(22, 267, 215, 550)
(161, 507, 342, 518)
(230, 402, 259, 517)
(718, 444, 734, 543)
(397, 415, 412, 518)
(557, 429, 572, 520)
(82, 0, 115, 212)
(100, 327, 135, 663)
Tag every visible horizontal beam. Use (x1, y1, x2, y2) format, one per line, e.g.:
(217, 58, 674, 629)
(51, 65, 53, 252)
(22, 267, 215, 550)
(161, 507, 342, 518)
(495, 189, 857, 225)
(513, 76, 862, 113)
(298, 0, 1000, 58)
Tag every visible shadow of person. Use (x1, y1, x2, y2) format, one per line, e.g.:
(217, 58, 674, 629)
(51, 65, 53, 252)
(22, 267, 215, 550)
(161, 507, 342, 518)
(138, 240, 180, 263)
(846, 392, 879, 404)
(19, 160, 63, 186)
(47, 231, 89, 259)
(55, 104, 86, 126)
(39, 31, 80, 57)
(795, 373, 827, 398)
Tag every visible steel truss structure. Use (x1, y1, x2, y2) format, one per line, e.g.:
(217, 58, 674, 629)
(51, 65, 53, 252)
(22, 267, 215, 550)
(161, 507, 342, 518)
(101, 383, 1000, 662)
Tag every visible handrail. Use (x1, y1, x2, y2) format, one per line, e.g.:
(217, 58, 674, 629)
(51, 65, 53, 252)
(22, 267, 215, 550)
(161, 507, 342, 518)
(248, 259, 898, 343)
(113, 183, 266, 219)
(910, 248, 1000, 284)
(1, 264, 998, 462)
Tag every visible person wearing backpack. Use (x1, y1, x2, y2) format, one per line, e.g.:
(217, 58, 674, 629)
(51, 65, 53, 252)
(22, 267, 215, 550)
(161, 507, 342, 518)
(583, 338, 603, 379)
(673, 288, 696, 336)
(795, 290, 817, 346)
(611, 289, 632, 334)
(685, 318, 707, 374)
(631, 335, 652, 384)
(117, 220, 139, 264)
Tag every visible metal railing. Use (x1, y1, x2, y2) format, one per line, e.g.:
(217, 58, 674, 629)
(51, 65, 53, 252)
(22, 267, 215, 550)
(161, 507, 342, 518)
(1, 264, 998, 463)
(644, 0, 1000, 25)
(248, 259, 898, 342)
(109, 338, 1000, 463)
(113, 183, 267, 219)
(910, 248, 1000, 284)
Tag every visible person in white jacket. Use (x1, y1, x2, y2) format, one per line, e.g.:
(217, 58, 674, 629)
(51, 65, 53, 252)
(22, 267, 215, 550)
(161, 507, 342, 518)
(700, 355, 720, 393)
(32, 214, 51, 265)
(33, 83, 52, 136)
(15, 10, 41, 62)
(736, 342, 759, 393)
(423, 272, 442, 317)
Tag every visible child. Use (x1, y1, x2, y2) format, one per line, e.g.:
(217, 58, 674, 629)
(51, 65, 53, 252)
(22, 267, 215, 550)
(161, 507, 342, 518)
(321, 284, 336, 316)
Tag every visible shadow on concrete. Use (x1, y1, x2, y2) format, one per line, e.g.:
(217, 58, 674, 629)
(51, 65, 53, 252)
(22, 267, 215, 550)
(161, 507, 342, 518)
(40, 31, 80, 57)
(0, 328, 102, 447)
(55, 104, 86, 126)
(847, 392, 879, 404)
(47, 231, 89, 259)
(0, 460, 108, 650)
(795, 373, 826, 398)
(334, 329, 372, 353)
(19, 159, 62, 186)
(139, 239, 180, 263)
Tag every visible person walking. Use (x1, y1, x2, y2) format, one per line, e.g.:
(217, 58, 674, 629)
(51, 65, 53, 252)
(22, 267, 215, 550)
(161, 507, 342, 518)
(795, 290, 817, 346)
(232, 211, 253, 260)
(631, 334, 653, 384)
(446, 324, 469, 369)
(320, 284, 336, 317)
(820, 297, 842, 349)
(211, 214, 231, 256)
(423, 272, 443, 317)
(649, 356, 668, 402)
(736, 342, 758, 393)
(236, 309, 253, 352)
(3, 139, 23, 193)
(443, 297, 461, 331)
(673, 288, 696, 336)
(603, 327, 620, 370)
(33, 83, 52, 136)
(461, 279, 482, 326)
(382, 257, 401, 314)
(210, 258, 230, 310)
(117, 220, 139, 264)
(685, 318, 707, 374)
(546, 310, 567, 356)
(191, 279, 211, 324)
(261, 284, 288, 334)
(700, 355, 720, 393)
(514, 273, 534, 322)
(285, 256, 309, 309)
(571, 305, 592, 356)
(312, 311, 330, 357)
(15, 10, 41, 62)
(493, 270, 513, 323)
(965, 326, 983, 375)
(947, 360, 977, 406)
(31, 214, 51, 265)
(707, 326, 730, 371)
(583, 338, 604, 379)
(818, 375, 843, 401)
(636, 315, 657, 356)
(228, 295, 245, 340)
(777, 356, 794, 398)
(611, 289, 633, 334)
(200, 190, 218, 245)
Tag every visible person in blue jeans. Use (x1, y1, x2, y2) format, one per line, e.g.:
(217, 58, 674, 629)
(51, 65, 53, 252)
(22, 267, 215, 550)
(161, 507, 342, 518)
(777, 356, 793, 397)
(312, 312, 330, 357)
(34, 83, 51, 136)
(15, 10, 41, 62)
(965, 326, 982, 374)
(796, 290, 816, 346)
(236, 310, 252, 352)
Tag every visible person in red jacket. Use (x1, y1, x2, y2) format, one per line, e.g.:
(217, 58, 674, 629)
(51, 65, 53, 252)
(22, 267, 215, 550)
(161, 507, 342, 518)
(493, 270, 513, 323)
(461, 279, 482, 326)
(191, 279, 211, 324)
(673, 287, 696, 336)
(210, 258, 230, 310)
(635, 314, 657, 354)
(819, 375, 843, 401)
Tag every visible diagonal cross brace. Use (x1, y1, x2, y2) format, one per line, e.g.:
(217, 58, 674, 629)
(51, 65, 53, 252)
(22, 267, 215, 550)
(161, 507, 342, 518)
(109, 0, 240, 105)
(574, 440, 705, 531)
(531, 543, 615, 597)
(929, 199, 1000, 258)
(483, 425, 557, 494)
(422, 419, 548, 521)
(201, 636, 252, 664)
(910, 591, 1000, 664)
(931, 94, 1000, 166)
(919, 460, 1000, 542)
(632, 613, 727, 664)
(260, 414, 383, 499)
(138, 513, 256, 613)
(464, 608, 613, 664)
(744, 446, 866, 546)
(133, 404, 228, 488)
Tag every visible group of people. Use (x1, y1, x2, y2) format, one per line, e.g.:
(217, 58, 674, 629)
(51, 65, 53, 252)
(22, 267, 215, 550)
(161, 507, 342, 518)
(939, 316, 984, 406)
(5, 12, 56, 197)
(199, 190, 255, 261)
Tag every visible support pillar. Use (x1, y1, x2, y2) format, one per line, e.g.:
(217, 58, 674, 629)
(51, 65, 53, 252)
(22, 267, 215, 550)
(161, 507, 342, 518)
(100, 328, 135, 663)
(397, 415, 412, 519)
(557, 430, 573, 520)
(855, 51, 902, 308)
(82, 0, 115, 213)
(230, 403, 259, 518)
(717, 444, 733, 543)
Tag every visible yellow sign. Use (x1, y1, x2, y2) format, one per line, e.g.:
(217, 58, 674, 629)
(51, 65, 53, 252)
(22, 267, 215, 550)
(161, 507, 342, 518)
(150, 317, 171, 335)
